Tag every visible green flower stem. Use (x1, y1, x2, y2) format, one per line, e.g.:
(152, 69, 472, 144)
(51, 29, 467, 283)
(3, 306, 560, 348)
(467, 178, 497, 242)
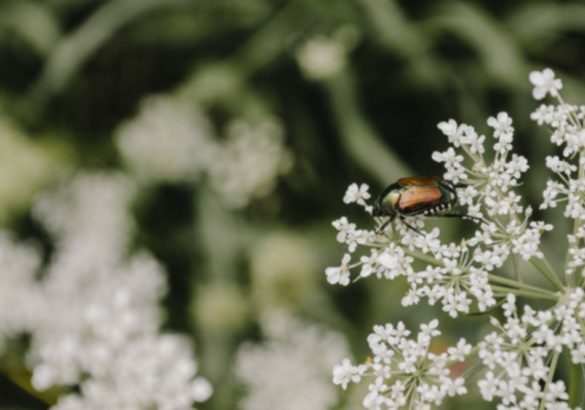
(490, 285, 558, 301)
(569, 152, 585, 287)
(529, 257, 564, 291)
(406, 250, 560, 298)
(488, 274, 559, 298)
(404, 249, 444, 266)
(569, 361, 583, 407)
(539, 351, 560, 410)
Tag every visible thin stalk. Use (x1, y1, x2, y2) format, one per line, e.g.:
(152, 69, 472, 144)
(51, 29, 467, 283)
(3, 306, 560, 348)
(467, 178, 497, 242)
(405, 249, 444, 267)
(569, 152, 585, 287)
(491, 285, 558, 301)
(539, 351, 560, 410)
(530, 257, 564, 291)
(568, 362, 583, 407)
(512, 254, 520, 283)
(488, 274, 559, 298)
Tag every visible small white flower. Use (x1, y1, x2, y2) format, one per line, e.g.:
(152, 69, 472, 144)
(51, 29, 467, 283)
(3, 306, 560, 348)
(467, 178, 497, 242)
(487, 112, 514, 142)
(332, 358, 364, 389)
(529, 68, 562, 100)
(343, 183, 371, 206)
(325, 254, 351, 286)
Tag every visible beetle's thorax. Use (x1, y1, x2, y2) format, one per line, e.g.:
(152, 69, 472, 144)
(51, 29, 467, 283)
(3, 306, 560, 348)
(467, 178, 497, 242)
(375, 190, 400, 216)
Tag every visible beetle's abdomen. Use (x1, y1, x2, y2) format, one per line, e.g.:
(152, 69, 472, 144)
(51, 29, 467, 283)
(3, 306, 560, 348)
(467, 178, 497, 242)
(397, 186, 443, 215)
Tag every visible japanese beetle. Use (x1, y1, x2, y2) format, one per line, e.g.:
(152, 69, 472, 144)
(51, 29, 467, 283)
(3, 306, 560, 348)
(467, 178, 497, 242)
(373, 176, 479, 233)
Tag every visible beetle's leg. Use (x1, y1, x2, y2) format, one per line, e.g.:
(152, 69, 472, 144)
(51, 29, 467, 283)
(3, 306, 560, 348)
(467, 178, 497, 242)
(399, 216, 424, 235)
(376, 214, 395, 233)
(437, 213, 483, 224)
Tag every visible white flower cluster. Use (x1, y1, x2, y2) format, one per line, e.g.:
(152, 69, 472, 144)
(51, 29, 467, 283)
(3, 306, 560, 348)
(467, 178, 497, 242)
(207, 119, 292, 208)
(328, 68, 585, 409)
(326, 79, 559, 317)
(116, 94, 292, 208)
(477, 293, 585, 409)
(0, 172, 211, 409)
(333, 320, 470, 409)
(530, 81, 585, 277)
(116, 95, 214, 183)
(51, 335, 212, 410)
(235, 314, 349, 410)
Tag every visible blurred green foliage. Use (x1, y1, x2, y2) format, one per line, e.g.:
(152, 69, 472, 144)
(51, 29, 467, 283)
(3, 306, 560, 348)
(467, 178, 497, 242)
(1, 0, 585, 408)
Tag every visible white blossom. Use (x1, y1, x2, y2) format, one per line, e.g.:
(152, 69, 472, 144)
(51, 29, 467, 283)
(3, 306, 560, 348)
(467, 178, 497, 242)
(27, 172, 211, 408)
(333, 321, 470, 409)
(116, 95, 214, 183)
(327, 68, 585, 410)
(529, 68, 563, 100)
(236, 315, 349, 410)
(207, 119, 292, 208)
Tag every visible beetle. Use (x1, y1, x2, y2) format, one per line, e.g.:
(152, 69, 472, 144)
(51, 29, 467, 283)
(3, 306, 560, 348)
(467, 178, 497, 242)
(372, 176, 480, 233)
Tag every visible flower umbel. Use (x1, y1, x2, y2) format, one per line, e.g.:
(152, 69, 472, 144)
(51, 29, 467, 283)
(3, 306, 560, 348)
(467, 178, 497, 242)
(333, 320, 470, 409)
(327, 68, 585, 409)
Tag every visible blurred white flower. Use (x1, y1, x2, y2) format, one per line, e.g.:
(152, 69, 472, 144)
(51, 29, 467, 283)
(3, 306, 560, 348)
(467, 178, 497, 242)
(296, 35, 347, 80)
(116, 94, 292, 209)
(207, 119, 292, 208)
(32, 172, 135, 262)
(116, 95, 215, 183)
(235, 314, 349, 410)
(529, 68, 562, 100)
(0, 234, 42, 351)
(52, 335, 212, 410)
(296, 27, 358, 80)
(249, 232, 317, 312)
(26, 172, 211, 408)
(30, 252, 167, 390)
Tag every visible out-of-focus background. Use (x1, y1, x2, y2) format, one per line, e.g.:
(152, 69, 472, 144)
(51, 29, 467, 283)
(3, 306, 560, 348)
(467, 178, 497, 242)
(1, 0, 585, 409)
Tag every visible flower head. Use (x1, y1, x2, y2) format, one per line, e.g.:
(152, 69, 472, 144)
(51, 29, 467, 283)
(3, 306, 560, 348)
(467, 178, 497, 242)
(529, 68, 563, 100)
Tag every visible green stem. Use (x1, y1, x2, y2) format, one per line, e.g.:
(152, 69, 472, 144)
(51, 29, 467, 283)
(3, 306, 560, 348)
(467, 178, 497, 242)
(530, 257, 564, 291)
(568, 152, 585, 287)
(491, 285, 558, 301)
(405, 249, 444, 267)
(512, 254, 520, 283)
(488, 274, 559, 298)
(569, 361, 583, 407)
(539, 351, 560, 410)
